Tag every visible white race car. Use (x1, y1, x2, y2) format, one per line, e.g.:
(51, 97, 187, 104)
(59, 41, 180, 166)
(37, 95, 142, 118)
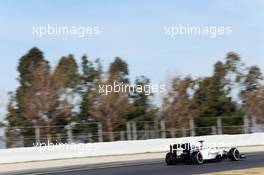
(165, 140, 245, 165)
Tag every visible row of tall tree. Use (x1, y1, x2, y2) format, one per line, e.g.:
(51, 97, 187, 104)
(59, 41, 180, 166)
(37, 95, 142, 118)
(4, 47, 157, 144)
(163, 52, 264, 130)
(3, 48, 264, 144)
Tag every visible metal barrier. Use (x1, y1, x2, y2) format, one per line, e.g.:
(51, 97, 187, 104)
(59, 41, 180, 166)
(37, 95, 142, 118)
(1, 116, 264, 148)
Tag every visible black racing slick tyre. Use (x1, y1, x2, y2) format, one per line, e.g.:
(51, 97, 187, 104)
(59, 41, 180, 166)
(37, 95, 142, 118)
(191, 152, 203, 164)
(228, 148, 240, 161)
(165, 153, 176, 165)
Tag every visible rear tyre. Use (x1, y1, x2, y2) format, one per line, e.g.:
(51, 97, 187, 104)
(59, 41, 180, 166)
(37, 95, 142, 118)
(228, 148, 240, 161)
(191, 152, 203, 164)
(165, 152, 176, 165)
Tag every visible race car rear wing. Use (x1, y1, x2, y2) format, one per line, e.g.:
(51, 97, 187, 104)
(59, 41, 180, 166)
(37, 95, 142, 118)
(169, 143, 191, 153)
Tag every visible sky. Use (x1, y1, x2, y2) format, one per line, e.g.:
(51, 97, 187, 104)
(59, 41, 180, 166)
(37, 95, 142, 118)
(0, 0, 264, 120)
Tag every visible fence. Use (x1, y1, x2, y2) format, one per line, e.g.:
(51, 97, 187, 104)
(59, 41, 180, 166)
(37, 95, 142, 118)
(1, 115, 263, 148)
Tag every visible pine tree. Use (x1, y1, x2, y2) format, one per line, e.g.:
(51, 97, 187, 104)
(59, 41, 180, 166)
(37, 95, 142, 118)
(90, 57, 130, 141)
(53, 54, 81, 124)
(108, 57, 129, 83)
(17, 47, 48, 87)
(72, 55, 101, 141)
(128, 76, 158, 129)
(162, 76, 194, 129)
(54, 54, 80, 89)
(78, 55, 97, 122)
(16, 47, 49, 120)
(5, 92, 34, 147)
(192, 60, 244, 135)
(241, 66, 263, 117)
(5, 47, 50, 146)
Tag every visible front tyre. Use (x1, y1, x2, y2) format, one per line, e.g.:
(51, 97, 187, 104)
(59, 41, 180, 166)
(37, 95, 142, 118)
(228, 148, 240, 161)
(165, 152, 176, 165)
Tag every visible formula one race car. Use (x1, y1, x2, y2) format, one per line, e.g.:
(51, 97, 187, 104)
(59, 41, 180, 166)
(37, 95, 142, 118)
(165, 140, 245, 165)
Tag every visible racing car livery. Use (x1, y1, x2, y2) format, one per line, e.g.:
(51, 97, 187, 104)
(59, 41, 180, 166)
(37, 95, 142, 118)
(165, 140, 245, 165)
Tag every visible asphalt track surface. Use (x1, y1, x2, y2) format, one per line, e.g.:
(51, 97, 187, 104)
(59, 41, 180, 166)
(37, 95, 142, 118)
(6, 152, 264, 175)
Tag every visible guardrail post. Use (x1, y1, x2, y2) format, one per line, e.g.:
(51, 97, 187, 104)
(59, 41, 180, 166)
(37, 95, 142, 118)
(160, 120, 166, 138)
(20, 135, 24, 147)
(132, 121, 137, 140)
(66, 125, 73, 144)
(126, 122, 132, 140)
(35, 125, 40, 144)
(251, 116, 257, 132)
(56, 133, 62, 142)
(217, 117, 222, 135)
(154, 120, 160, 138)
(97, 122, 103, 142)
(243, 115, 249, 134)
(211, 126, 217, 135)
(189, 118, 195, 136)
(47, 134, 52, 143)
(0, 127, 6, 149)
